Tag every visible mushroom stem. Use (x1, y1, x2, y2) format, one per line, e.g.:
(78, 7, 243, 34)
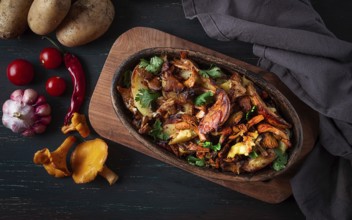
(99, 165, 118, 186)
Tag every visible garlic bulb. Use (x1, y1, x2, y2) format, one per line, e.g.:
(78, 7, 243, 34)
(2, 88, 52, 136)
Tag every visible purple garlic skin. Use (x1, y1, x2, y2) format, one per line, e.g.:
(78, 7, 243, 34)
(2, 89, 52, 136)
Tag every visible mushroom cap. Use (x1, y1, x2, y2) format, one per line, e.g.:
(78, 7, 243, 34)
(71, 138, 108, 184)
(33, 136, 76, 178)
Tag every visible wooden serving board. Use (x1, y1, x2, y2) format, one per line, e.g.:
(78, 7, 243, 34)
(88, 27, 319, 203)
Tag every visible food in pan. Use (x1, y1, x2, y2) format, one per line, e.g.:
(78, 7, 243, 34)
(116, 51, 293, 174)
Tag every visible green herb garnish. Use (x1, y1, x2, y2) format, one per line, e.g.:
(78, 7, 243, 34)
(245, 105, 257, 121)
(272, 148, 288, 171)
(139, 56, 164, 74)
(201, 141, 222, 152)
(149, 119, 169, 141)
(199, 65, 223, 79)
(194, 91, 214, 106)
(249, 151, 259, 159)
(135, 88, 160, 108)
(187, 155, 206, 167)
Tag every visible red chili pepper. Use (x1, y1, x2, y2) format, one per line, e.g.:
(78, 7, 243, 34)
(41, 37, 87, 125)
(63, 53, 86, 125)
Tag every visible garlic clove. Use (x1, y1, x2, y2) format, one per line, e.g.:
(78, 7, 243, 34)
(32, 124, 46, 134)
(35, 104, 51, 116)
(39, 116, 52, 125)
(22, 89, 38, 105)
(2, 100, 11, 114)
(10, 89, 24, 102)
(3, 114, 27, 133)
(33, 95, 47, 107)
(22, 129, 35, 137)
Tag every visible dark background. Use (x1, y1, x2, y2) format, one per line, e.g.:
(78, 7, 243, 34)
(0, 0, 351, 219)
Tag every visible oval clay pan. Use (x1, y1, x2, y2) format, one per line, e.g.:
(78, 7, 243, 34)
(111, 47, 303, 182)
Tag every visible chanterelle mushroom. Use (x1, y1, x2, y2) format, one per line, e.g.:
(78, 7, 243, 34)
(70, 138, 118, 185)
(61, 112, 90, 138)
(33, 136, 76, 178)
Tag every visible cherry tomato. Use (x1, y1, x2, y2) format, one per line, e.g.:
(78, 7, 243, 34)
(46, 76, 66, 96)
(40, 47, 63, 69)
(7, 59, 35, 86)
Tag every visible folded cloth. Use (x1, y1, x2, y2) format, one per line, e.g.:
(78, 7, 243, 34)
(182, 0, 352, 219)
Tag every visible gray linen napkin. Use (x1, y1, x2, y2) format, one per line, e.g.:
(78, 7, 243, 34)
(182, 0, 352, 219)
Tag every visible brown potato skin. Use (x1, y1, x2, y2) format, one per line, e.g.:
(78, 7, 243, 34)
(56, 0, 115, 47)
(27, 0, 71, 35)
(0, 0, 34, 39)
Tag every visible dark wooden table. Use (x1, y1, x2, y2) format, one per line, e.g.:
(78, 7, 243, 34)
(1, 1, 351, 219)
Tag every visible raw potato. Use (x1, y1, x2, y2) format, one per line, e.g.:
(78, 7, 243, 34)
(56, 0, 115, 47)
(0, 0, 34, 39)
(28, 0, 71, 35)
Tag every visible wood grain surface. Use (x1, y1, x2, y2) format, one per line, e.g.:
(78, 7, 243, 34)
(88, 27, 319, 204)
(2, 0, 349, 218)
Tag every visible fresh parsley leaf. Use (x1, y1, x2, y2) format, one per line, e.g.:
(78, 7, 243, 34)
(272, 148, 288, 171)
(202, 141, 212, 148)
(150, 56, 163, 69)
(212, 143, 222, 151)
(187, 155, 205, 167)
(139, 59, 150, 68)
(199, 65, 223, 79)
(120, 70, 132, 88)
(194, 91, 214, 106)
(245, 105, 257, 121)
(135, 88, 160, 108)
(138, 56, 164, 74)
(201, 141, 221, 152)
(149, 119, 169, 141)
(249, 151, 259, 159)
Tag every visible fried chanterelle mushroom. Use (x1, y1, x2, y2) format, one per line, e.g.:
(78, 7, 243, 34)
(34, 136, 76, 178)
(71, 138, 118, 185)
